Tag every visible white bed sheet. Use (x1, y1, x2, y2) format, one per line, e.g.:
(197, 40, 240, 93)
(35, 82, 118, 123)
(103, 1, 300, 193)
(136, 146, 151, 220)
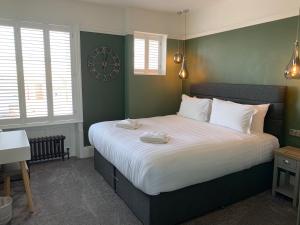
(88, 115, 278, 195)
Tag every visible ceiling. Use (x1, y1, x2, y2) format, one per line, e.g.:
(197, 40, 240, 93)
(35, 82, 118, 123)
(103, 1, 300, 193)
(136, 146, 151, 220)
(79, 0, 218, 12)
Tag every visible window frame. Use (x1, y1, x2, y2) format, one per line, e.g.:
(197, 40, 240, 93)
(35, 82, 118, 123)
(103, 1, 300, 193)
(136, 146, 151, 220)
(0, 19, 82, 129)
(133, 31, 167, 76)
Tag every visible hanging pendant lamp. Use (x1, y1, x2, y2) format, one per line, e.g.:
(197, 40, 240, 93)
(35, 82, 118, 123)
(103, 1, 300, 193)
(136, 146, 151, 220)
(179, 56, 188, 79)
(174, 12, 183, 64)
(284, 8, 300, 79)
(173, 43, 183, 64)
(179, 9, 189, 79)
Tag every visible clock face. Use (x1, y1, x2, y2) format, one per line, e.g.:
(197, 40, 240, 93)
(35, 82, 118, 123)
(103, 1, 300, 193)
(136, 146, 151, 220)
(87, 47, 120, 82)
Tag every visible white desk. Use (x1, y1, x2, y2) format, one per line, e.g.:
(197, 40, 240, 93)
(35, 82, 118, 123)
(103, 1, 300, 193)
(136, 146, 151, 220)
(0, 130, 33, 212)
(0, 130, 31, 164)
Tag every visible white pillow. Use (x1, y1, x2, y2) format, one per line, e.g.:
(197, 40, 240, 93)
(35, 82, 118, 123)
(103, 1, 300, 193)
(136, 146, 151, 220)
(209, 98, 256, 134)
(178, 94, 212, 122)
(249, 104, 270, 133)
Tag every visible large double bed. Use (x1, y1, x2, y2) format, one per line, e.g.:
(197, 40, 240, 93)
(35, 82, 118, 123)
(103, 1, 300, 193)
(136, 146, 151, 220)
(89, 83, 286, 225)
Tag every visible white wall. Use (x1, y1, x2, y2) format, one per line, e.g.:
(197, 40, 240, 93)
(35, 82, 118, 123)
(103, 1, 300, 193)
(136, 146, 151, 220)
(24, 123, 82, 157)
(125, 7, 183, 39)
(0, 0, 182, 38)
(188, 0, 299, 39)
(0, 0, 124, 35)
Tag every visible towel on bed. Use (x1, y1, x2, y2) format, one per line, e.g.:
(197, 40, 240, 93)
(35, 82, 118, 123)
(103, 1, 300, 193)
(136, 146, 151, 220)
(116, 119, 141, 130)
(140, 131, 170, 144)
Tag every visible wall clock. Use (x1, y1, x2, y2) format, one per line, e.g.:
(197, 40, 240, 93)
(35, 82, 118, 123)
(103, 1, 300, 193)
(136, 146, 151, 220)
(87, 47, 120, 82)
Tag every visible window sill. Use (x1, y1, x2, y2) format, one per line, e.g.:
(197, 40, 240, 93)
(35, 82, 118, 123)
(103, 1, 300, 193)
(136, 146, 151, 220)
(134, 72, 166, 76)
(0, 119, 83, 130)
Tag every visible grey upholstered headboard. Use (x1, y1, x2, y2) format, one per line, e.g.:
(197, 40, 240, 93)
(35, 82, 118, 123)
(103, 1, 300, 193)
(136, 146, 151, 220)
(190, 83, 286, 145)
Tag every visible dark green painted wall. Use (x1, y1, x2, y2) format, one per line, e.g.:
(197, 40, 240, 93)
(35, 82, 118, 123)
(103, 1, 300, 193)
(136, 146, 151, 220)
(80, 32, 125, 145)
(184, 16, 300, 147)
(80, 17, 300, 147)
(125, 35, 182, 118)
(80, 32, 181, 145)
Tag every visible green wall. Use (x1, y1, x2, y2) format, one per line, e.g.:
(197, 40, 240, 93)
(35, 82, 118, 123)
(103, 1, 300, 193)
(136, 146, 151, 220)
(80, 32, 125, 145)
(80, 17, 300, 147)
(184, 16, 300, 147)
(80, 32, 182, 145)
(125, 35, 182, 118)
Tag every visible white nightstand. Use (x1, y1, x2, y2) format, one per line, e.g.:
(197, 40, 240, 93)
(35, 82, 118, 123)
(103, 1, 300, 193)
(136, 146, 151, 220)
(272, 146, 300, 207)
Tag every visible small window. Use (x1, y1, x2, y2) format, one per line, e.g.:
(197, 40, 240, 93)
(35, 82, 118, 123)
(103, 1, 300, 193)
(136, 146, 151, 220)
(134, 31, 167, 75)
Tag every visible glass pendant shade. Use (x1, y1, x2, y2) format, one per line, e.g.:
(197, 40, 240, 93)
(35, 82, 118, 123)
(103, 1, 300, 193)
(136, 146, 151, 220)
(179, 57, 188, 79)
(174, 52, 183, 64)
(177, 9, 189, 79)
(284, 41, 300, 79)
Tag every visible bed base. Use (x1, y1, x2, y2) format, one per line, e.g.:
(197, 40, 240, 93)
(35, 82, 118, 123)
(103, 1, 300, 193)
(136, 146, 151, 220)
(94, 149, 273, 225)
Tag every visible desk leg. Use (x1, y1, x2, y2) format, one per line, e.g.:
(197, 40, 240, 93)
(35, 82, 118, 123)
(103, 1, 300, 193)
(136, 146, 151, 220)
(4, 176, 11, 196)
(20, 161, 34, 212)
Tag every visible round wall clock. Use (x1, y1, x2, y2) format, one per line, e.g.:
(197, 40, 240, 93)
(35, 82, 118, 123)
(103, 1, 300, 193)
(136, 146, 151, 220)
(87, 47, 120, 82)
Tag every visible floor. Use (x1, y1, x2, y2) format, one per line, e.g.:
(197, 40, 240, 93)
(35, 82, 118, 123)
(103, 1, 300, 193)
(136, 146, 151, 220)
(4, 158, 297, 225)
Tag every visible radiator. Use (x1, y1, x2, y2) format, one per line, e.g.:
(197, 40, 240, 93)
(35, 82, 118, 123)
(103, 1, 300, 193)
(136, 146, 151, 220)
(29, 135, 70, 163)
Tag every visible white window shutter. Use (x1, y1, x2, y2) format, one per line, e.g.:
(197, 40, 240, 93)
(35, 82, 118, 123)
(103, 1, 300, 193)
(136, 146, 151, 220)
(21, 27, 48, 118)
(134, 38, 145, 70)
(49, 30, 73, 116)
(133, 32, 166, 75)
(148, 39, 160, 71)
(0, 21, 77, 126)
(0, 25, 20, 120)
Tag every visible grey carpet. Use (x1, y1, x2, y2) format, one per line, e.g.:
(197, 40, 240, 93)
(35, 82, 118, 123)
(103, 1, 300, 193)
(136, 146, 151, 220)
(4, 158, 297, 225)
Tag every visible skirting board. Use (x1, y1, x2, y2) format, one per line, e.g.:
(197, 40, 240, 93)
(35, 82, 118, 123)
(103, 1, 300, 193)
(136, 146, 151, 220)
(81, 146, 94, 158)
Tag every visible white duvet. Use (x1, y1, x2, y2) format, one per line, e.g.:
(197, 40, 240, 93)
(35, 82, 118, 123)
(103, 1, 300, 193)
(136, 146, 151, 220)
(88, 115, 278, 195)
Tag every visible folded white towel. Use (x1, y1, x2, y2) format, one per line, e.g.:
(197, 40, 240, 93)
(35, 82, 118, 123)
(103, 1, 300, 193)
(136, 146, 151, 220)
(116, 119, 141, 130)
(140, 131, 170, 144)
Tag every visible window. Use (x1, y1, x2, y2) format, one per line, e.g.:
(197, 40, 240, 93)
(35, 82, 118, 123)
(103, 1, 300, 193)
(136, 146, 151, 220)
(49, 31, 73, 116)
(0, 26, 20, 120)
(21, 27, 48, 118)
(0, 22, 78, 127)
(134, 32, 167, 75)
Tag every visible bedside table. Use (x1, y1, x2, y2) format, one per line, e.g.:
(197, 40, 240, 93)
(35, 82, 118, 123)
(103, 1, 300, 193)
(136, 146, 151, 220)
(272, 146, 300, 207)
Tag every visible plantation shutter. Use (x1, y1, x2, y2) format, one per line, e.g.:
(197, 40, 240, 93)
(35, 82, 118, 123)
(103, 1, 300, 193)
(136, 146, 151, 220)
(49, 30, 73, 116)
(0, 21, 78, 125)
(20, 27, 48, 118)
(148, 39, 160, 71)
(134, 32, 166, 75)
(0, 25, 20, 120)
(134, 38, 145, 71)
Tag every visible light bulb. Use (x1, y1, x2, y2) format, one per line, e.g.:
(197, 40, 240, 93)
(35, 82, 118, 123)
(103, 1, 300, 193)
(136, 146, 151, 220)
(292, 65, 297, 76)
(285, 41, 300, 79)
(179, 57, 188, 79)
(174, 52, 183, 64)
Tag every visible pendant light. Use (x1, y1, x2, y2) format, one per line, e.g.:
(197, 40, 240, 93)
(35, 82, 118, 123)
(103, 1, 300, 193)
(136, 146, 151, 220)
(174, 11, 183, 64)
(179, 57, 188, 79)
(173, 41, 183, 64)
(179, 9, 189, 79)
(284, 8, 300, 79)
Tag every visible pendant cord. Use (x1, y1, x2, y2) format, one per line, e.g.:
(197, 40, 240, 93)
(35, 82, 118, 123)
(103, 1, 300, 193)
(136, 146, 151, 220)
(184, 11, 186, 56)
(285, 74, 288, 86)
(297, 8, 300, 41)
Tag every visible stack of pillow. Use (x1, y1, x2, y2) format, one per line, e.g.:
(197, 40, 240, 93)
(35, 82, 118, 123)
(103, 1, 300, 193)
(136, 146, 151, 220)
(178, 94, 269, 134)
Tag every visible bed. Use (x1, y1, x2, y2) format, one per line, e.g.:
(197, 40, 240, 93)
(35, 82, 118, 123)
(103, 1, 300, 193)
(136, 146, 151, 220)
(90, 83, 286, 225)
